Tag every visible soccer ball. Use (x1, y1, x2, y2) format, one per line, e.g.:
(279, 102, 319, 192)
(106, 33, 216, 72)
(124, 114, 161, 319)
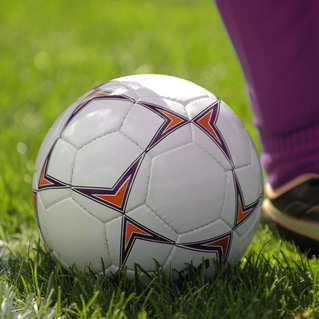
(32, 74, 263, 279)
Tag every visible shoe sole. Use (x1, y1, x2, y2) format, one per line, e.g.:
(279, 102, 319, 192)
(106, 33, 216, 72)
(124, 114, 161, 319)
(262, 199, 319, 242)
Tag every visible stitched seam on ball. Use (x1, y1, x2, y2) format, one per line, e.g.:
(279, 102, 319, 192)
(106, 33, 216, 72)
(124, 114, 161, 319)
(36, 194, 50, 244)
(75, 130, 121, 152)
(63, 97, 134, 151)
(147, 142, 194, 159)
(118, 99, 137, 132)
(179, 218, 231, 236)
(141, 156, 151, 213)
(161, 245, 176, 271)
(101, 224, 113, 269)
(69, 189, 107, 220)
(109, 81, 139, 99)
(220, 172, 228, 228)
(190, 137, 227, 174)
(119, 126, 146, 151)
(233, 163, 252, 171)
(144, 202, 179, 235)
(44, 196, 72, 211)
(39, 189, 72, 210)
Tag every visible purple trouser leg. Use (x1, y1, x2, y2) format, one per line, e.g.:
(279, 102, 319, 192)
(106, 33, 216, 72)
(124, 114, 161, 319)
(214, 0, 319, 189)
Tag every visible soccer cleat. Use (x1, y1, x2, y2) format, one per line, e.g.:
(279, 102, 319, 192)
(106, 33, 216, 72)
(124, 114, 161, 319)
(262, 179, 319, 256)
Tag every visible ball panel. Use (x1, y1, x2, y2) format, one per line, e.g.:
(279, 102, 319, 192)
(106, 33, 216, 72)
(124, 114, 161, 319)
(34, 90, 94, 174)
(163, 246, 218, 280)
(219, 171, 236, 228)
(113, 74, 216, 104)
(234, 165, 263, 207)
(120, 102, 165, 150)
(36, 193, 52, 250)
(234, 200, 262, 237)
(46, 138, 77, 185)
(52, 251, 71, 271)
(71, 189, 122, 223)
(72, 132, 143, 188)
(32, 172, 38, 191)
(176, 219, 231, 244)
(105, 216, 122, 267)
(39, 188, 71, 209)
(147, 143, 226, 234)
(44, 198, 112, 272)
(97, 82, 140, 101)
(217, 101, 252, 168)
(126, 154, 152, 212)
(191, 123, 232, 172)
(125, 240, 173, 271)
(127, 205, 178, 242)
(62, 99, 133, 149)
(186, 97, 218, 120)
(147, 124, 192, 158)
(227, 212, 261, 266)
(138, 97, 187, 117)
(101, 264, 120, 277)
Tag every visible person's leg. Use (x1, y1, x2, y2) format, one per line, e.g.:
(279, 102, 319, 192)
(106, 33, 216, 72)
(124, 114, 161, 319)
(215, 0, 319, 190)
(214, 0, 319, 254)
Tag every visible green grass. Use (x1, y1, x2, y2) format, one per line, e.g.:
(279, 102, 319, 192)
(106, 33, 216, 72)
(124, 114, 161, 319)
(1, 0, 318, 317)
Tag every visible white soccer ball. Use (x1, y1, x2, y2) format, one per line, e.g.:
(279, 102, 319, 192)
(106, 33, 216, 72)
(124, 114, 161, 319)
(32, 74, 263, 279)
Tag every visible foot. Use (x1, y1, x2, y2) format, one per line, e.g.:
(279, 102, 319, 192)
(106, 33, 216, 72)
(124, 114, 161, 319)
(262, 178, 319, 256)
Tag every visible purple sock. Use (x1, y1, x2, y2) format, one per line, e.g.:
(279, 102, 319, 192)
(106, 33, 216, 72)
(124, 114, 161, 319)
(214, 0, 319, 189)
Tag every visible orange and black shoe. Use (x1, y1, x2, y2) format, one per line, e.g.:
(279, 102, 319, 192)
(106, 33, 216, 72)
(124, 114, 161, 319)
(262, 178, 319, 257)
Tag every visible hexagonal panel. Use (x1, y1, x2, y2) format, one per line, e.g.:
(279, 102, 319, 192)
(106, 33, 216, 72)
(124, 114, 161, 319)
(34, 100, 81, 179)
(120, 102, 165, 150)
(220, 171, 236, 228)
(146, 123, 193, 158)
(62, 98, 133, 149)
(125, 238, 173, 271)
(71, 189, 122, 223)
(233, 161, 263, 237)
(126, 153, 152, 212)
(234, 164, 263, 208)
(35, 193, 52, 250)
(105, 211, 175, 270)
(39, 188, 71, 209)
(44, 197, 112, 272)
(47, 138, 77, 185)
(72, 131, 143, 188)
(234, 199, 262, 237)
(113, 74, 216, 105)
(105, 216, 122, 267)
(127, 205, 178, 242)
(32, 172, 38, 191)
(97, 82, 140, 102)
(176, 219, 231, 244)
(165, 219, 232, 279)
(191, 124, 232, 172)
(228, 213, 260, 267)
(216, 101, 252, 169)
(121, 97, 188, 151)
(147, 143, 226, 234)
